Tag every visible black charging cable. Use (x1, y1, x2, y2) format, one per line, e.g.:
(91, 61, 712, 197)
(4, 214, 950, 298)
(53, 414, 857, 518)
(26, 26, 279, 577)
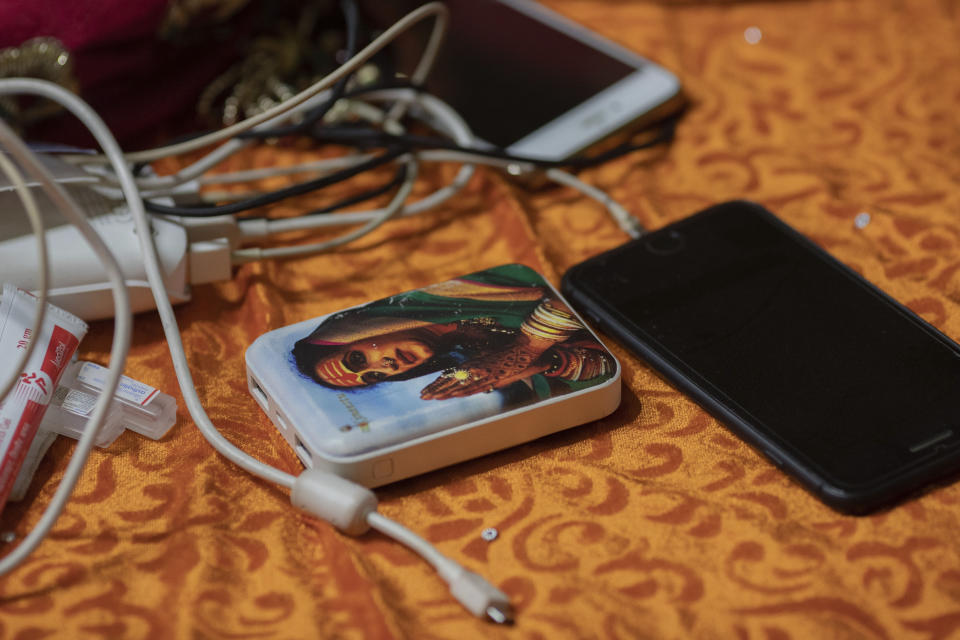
(303, 116, 678, 169)
(231, 0, 361, 141)
(235, 163, 408, 222)
(144, 146, 407, 217)
(146, 117, 675, 217)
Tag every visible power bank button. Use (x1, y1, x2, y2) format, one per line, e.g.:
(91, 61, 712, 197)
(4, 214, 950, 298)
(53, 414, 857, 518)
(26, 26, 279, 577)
(373, 458, 394, 479)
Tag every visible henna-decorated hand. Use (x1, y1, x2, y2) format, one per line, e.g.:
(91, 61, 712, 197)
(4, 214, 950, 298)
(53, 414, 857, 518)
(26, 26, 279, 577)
(420, 337, 551, 400)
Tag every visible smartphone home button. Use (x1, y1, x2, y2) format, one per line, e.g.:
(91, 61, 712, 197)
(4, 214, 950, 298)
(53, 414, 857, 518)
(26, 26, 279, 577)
(644, 230, 685, 255)
(373, 458, 394, 480)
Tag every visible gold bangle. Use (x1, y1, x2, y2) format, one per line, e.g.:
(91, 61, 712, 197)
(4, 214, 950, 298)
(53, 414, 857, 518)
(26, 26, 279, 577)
(520, 302, 583, 342)
(526, 317, 570, 334)
(521, 318, 575, 342)
(521, 322, 564, 342)
(533, 303, 582, 331)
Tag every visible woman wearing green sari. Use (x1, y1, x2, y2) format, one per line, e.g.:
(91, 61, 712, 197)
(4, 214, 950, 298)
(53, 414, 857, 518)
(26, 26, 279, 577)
(291, 264, 615, 401)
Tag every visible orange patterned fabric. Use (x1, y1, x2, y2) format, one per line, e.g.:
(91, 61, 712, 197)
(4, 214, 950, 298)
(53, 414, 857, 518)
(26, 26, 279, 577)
(4, 0, 960, 637)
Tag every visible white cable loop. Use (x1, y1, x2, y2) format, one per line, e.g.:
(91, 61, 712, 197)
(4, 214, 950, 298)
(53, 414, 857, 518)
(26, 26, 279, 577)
(71, 2, 449, 167)
(228, 100, 420, 260)
(236, 90, 477, 242)
(0, 81, 515, 621)
(0, 150, 48, 402)
(198, 153, 378, 185)
(232, 89, 640, 242)
(232, 155, 420, 262)
(366, 511, 456, 576)
(0, 79, 297, 492)
(0, 115, 132, 575)
(366, 510, 512, 621)
(544, 167, 645, 238)
(0, 52, 640, 618)
(364, 90, 642, 236)
(83, 0, 446, 192)
(90, 88, 330, 190)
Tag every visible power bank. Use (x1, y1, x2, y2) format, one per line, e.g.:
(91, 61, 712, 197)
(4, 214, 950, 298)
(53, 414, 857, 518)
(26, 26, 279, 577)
(245, 264, 621, 487)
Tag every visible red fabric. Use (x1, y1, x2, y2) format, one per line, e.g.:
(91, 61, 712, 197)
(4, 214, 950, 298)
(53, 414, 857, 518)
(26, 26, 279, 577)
(0, 0, 250, 148)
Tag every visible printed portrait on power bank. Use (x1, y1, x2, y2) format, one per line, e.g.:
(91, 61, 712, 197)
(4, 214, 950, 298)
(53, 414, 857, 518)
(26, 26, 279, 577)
(246, 264, 619, 461)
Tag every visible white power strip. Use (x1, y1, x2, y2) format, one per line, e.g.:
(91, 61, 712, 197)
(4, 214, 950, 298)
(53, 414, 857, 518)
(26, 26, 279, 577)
(0, 155, 240, 320)
(0, 207, 191, 320)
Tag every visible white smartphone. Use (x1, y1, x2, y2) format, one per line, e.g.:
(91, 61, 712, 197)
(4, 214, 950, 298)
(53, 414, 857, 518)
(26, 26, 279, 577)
(366, 0, 683, 161)
(245, 264, 621, 487)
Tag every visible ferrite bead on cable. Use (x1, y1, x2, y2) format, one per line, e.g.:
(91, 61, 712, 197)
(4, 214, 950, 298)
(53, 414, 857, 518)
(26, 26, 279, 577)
(291, 469, 378, 536)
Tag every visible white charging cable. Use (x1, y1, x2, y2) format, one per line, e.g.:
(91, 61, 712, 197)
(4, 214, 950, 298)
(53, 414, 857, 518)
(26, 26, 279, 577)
(226, 95, 425, 259)
(75, 0, 446, 198)
(198, 153, 378, 186)
(0, 78, 513, 623)
(82, 77, 638, 254)
(233, 89, 641, 248)
(71, 2, 449, 168)
(0, 149, 48, 401)
(230, 91, 479, 260)
(200, 94, 475, 235)
(0, 116, 132, 574)
(73, 0, 455, 204)
(232, 154, 421, 263)
(229, 91, 481, 242)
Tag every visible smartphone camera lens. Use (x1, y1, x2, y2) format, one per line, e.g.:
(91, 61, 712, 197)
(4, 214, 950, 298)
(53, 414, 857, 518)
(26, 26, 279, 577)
(644, 230, 685, 255)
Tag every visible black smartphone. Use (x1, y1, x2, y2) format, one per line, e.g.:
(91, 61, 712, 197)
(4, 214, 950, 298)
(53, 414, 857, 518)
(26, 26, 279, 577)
(561, 200, 960, 514)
